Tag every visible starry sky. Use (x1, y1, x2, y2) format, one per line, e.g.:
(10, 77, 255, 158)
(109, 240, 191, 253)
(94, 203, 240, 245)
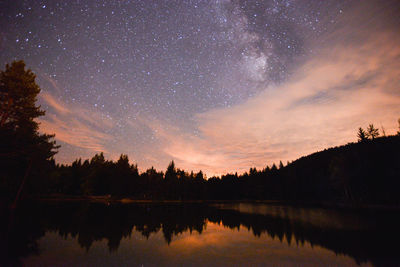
(1, 0, 400, 175)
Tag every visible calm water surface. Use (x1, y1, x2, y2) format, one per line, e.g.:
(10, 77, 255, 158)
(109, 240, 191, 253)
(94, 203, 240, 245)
(1, 202, 399, 266)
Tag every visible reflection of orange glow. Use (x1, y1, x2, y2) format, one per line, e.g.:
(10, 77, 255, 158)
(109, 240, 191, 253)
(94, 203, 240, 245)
(170, 223, 235, 248)
(25, 222, 372, 266)
(130, 222, 370, 266)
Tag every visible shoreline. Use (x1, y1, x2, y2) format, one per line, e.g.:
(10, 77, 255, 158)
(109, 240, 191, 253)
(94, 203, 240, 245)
(24, 195, 400, 211)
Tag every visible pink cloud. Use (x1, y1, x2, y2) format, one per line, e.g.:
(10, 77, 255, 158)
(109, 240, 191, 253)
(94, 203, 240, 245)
(38, 91, 114, 157)
(152, 31, 400, 176)
(41, 92, 70, 115)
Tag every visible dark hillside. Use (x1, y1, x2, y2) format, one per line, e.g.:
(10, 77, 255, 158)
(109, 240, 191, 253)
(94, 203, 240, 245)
(278, 136, 400, 204)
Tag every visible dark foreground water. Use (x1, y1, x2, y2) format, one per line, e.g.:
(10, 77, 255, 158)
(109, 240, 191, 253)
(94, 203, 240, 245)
(1, 201, 399, 266)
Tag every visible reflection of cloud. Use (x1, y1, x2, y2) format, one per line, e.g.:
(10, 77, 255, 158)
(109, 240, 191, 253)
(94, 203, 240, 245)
(152, 29, 400, 176)
(162, 222, 361, 266)
(39, 91, 114, 154)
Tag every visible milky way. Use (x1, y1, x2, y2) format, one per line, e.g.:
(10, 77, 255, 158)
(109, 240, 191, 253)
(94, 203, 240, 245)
(1, 1, 400, 175)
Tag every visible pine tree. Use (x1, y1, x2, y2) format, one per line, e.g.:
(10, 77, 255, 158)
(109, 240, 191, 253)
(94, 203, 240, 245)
(1, 61, 44, 130)
(366, 124, 379, 140)
(357, 127, 367, 142)
(165, 160, 177, 182)
(164, 160, 178, 199)
(279, 161, 284, 169)
(0, 60, 58, 202)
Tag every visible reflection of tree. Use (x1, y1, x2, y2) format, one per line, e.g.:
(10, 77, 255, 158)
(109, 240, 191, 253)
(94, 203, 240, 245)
(0, 207, 43, 267)
(2, 202, 400, 266)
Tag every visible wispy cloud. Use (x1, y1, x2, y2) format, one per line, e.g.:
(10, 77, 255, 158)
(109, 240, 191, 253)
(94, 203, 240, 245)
(34, 1, 400, 176)
(38, 90, 114, 157)
(41, 92, 70, 115)
(151, 26, 400, 176)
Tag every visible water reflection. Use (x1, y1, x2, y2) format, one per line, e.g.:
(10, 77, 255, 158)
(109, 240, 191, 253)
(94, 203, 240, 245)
(1, 202, 399, 266)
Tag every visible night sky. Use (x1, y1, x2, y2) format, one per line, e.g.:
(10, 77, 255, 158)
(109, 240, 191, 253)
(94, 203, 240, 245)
(1, 0, 400, 175)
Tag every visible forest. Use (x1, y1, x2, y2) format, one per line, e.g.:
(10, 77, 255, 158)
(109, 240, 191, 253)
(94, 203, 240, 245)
(1, 60, 400, 206)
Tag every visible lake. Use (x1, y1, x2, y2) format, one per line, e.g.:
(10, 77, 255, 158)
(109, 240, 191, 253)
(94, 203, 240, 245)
(1, 201, 399, 266)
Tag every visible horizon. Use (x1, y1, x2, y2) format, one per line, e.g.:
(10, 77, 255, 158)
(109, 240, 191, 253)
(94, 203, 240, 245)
(52, 133, 398, 178)
(1, 0, 400, 176)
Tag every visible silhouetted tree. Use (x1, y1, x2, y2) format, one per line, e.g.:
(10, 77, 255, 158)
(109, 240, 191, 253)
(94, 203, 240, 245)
(81, 153, 111, 195)
(279, 161, 284, 169)
(195, 170, 204, 181)
(142, 167, 163, 199)
(271, 163, 278, 172)
(366, 124, 379, 140)
(0, 61, 45, 129)
(165, 161, 177, 182)
(397, 118, 400, 135)
(112, 154, 133, 196)
(381, 125, 386, 137)
(164, 160, 178, 199)
(0, 61, 58, 202)
(357, 127, 367, 142)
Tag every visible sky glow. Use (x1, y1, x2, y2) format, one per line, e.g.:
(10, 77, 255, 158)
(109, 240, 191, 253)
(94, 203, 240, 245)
(1, 0, 399, 175)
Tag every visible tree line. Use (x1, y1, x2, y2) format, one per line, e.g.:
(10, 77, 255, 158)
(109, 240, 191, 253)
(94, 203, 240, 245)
(48, 132, 400, 205)
(1, 60, 400, 205)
